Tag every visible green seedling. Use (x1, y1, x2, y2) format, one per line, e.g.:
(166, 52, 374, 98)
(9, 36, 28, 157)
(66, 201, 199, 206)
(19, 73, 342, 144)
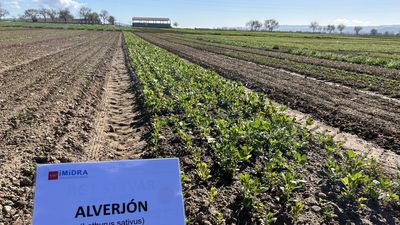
(196, 162, 212, 182)
(208, 186, 218, 203)
(239, 173, 262, 210)
(264, 211, 277, 225)
(291, 201, 304, 221)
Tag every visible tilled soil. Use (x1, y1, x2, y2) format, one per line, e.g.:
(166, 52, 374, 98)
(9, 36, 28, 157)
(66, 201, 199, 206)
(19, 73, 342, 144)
(0, 30, 95, 72)
(0, 30, 147, 224)
(137, 32, 400, 153)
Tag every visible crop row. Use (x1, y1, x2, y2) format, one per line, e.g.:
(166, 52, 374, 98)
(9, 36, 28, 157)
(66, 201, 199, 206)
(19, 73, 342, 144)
(174, 32, 400, 70)
(162, 33, 400, 80)
(123, 32, 399, 224)
(154, 33, 400, 98)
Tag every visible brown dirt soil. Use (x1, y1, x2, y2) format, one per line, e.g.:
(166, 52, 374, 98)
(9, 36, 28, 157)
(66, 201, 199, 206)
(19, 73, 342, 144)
(0, 29, 85, 48)
(0, 30, 147, 224)
(0, 31, 95, 72)
(136, 32, 400, 154)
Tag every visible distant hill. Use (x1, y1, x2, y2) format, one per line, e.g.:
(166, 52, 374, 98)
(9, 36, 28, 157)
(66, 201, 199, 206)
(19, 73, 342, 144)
(277, 25, 400, 35)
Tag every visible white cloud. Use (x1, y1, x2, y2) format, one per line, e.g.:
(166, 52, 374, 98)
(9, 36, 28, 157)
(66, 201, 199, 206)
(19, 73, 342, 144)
(4, 0, 21, 9)
(33, 0, 83, 9)
(334, 18, 372, 26)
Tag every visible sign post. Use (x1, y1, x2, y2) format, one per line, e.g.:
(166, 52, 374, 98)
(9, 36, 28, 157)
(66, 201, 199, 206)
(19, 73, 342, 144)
(32, 159, 186, 225)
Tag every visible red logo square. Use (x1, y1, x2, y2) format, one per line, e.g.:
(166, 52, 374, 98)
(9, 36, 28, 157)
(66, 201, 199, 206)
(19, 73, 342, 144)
(48, 171, 59, 180)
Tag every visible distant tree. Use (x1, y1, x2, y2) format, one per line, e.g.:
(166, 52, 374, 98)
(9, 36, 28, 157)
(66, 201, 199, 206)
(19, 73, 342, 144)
(173, 22, 178, 28)
(38, 8, 49, 22)
(0, 3, 9, 20)
(108, 16, 115, 25)
(79, 7, 92, 23)
(88, 12, 100, 24)
(47, 9, 58, 22)
(264, 19, 279, 32)
(327, 25, 335, 34)
(99, 10, 109, 24)
(247, 21, 259, 31)
(24, 9, 39, 22)
(58, 8, 73, 23)
(354, 26, 363, 35)
(310, 21, 319, 32)
(384, 31, 390, 36)
(246, 20, 262, 31)
(337, 24, 346, 34)
(370, 28, 378, 36)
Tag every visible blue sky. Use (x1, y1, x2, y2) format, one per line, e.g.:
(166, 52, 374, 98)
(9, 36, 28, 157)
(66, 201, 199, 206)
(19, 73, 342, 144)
(2, 0, 400, 27)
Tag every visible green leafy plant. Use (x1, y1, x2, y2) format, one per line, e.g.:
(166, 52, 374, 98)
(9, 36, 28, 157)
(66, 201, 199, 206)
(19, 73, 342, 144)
(291, 201, 304, 221)
(208, 186, 218, 203)
(239, 173, 262, 210)
(264, 211, 278, 225)
(196, 162, 212, 182)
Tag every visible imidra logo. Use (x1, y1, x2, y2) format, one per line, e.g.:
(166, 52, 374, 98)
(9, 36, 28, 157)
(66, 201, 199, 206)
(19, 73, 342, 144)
(48, 170, 89, 180)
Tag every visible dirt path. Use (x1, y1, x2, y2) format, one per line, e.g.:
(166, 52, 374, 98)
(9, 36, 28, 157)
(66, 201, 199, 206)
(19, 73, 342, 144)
(85, 36, 146, 161)
(0, 31, 147, 224)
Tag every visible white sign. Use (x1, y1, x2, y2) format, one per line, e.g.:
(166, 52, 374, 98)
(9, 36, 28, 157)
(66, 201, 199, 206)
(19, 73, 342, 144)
(33, 159, 186, 225)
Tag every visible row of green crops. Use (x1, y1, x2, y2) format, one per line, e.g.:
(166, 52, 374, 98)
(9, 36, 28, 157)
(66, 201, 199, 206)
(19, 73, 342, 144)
(170, 31, 400, 69)
(123, 32, 399, 224)
(152, 33, 400, 97)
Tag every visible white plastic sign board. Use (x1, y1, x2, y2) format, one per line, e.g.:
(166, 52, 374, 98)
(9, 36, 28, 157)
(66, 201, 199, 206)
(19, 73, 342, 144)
(33, 159, 186, 225)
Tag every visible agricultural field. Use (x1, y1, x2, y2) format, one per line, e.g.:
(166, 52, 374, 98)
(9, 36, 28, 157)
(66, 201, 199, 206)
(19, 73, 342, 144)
(136, 29, 400, 152)
(0, 28, 146, 224)
(0, 27, 399, 225)
(0, 21, 133, 31)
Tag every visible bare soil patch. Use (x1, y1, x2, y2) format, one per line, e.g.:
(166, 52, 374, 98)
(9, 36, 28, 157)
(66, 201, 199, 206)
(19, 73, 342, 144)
(0, 31, 147, 224)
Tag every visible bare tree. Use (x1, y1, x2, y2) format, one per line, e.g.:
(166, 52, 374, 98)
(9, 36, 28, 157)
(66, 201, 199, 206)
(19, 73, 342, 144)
(99, 10, 109, 24)
(354, 26, 363, 35)
(0, 3, 9, 20)
(24, 9, 39, 22)
(337, 24, 346, 34)
(108, 16, 115, 25)
(79, 7, 92, 23)
(59, 8, 73, 23)
(370, 29, 378, 36)
(254, 21, 262, 31)
(310, 21, 319, 32)
(47, 9, 58, 22)
(246, 20, 262, 31)
(173, 22, 178, 28)
(327, 25, 335, 34)
(88, 12, 100, 24)
(264, 19, 279, 32)
(38, 8, 49, 22)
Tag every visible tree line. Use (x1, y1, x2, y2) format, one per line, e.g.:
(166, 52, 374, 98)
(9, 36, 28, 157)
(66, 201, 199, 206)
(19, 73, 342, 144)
(0, 4, 115, 25)
(246, 19, 280, 32)
(246, 19, 398, 36)
(23, 7, 115, 25)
